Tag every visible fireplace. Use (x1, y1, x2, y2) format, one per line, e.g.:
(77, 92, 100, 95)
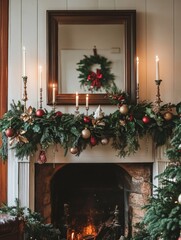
(35, 162, 152, 239)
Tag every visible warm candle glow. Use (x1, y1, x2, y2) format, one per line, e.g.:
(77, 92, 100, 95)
(39, 66, 42, 89)
(71, 231, 75, 240)
(52, 84, 56, 104)
(76, 92, 79, 108)
(156, 56, 160, 80)
(136, 57, 139, 85)
(86, 94, 89, 108)
(22, 46, 26, 76)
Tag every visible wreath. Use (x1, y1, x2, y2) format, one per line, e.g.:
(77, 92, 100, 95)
(77, 52, 115, 92)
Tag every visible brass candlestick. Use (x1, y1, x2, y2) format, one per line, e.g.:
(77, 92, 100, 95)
(22, 76, 28, 112)
(39, 87, 43, 109)
(153, 79, 162, 113)
(75, 106, 79, 115)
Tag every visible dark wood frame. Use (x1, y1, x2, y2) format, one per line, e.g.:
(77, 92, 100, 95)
(47, 10, 136, 105)
(0, 0, 8, 204)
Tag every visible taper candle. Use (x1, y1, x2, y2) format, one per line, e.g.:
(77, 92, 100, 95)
(76, 92, 79, 108)
(156, 56, 160, 80)
(52, 84, 56, 104)
(136, 57, 139, 85)
(22, 46, 26, 76)
(86, 94, 89, 108)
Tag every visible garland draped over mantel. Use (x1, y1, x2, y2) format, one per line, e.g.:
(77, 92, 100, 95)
(0, 87, 181, 162)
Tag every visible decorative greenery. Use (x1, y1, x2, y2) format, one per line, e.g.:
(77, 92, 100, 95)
(0, 88, 181, 161)
(77, 53, 115, 92)
(0, 199, 61, 240)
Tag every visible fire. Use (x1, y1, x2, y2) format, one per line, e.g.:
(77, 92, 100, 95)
(82, 224, 97, 236)
(69, 224, 97, 240)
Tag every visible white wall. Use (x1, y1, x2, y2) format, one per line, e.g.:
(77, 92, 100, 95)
(7, 0, 181, 206)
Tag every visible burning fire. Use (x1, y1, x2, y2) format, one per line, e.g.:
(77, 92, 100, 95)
(82, 224, 97, 236)
(69, 224, 97, 240)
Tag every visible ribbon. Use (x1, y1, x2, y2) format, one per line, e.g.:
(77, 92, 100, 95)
(87, 69, 103, 90)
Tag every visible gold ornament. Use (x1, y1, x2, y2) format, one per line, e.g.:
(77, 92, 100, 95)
(163, 112, 173, 121)
(119, 104, 129, 115)
(70, 147, 79, 154)
(81, 128, 91, 139)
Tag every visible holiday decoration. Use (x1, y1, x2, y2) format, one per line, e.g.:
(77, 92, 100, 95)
(93, 105, 104, 119)
(163, 111, 173, 121)
(119, 104, 129, 115)
(36, 108, 45, 117)
(90, 136, 97, 146)
(70, 147, 79, 155)
(77, 50, 115, 92)
(83, 116, 91, 124)
(142, 115, 150, 124)
(178, 194, 181, 204)
(55, 111, 63, 118)
(5, 128, 14, 137)
(101, 138, 109, 145)
(81, 128, 91, 139)
(37, 150, 47, 164)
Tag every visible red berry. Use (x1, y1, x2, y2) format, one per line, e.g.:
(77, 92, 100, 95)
(5, 128, 14, 137)
(36, 109, 45, 117)
(142, 115, 150, 124)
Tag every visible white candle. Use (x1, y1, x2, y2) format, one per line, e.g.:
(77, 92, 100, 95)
(156, 56, 160, 80)
(76, 92, 79, 108)
(136, 57, 139, 85)
(52, 84, 56, 104)
(86, 94, 89, 108)
(39, 66, 42, 88)
(22, 46, 26, 76)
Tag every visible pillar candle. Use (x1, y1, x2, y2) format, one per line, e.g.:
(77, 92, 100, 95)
(156, 56, 160, 80)
(22, 46, 26, 76)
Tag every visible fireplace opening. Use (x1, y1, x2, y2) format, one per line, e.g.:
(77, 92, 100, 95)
(35, 163, 152, 239)
(50, 163, 131, 239)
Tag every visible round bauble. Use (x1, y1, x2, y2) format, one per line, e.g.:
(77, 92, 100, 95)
(83, 116, 91, 124)
(81, 128, 91, 139)
(101, 138, 109, 145)
(142, 115, 150, 124)
(5, 128, 14, 137)
(70, 147, 79, 154)
(55, 111, 63, 118)
(90, 136, 97, 146)
(36, 109, 45, 117)
(163, 112, 173, 121)
(119, 104, 129, 115)
(178, 193, 181, 204)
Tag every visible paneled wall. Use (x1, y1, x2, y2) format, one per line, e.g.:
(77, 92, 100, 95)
(7, 0, 181, 206)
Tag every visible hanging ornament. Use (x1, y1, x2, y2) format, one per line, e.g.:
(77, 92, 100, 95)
(142, 115, 150, 124)
(70, 147, 79, 154)
(119, 104, 129, 115)
(101, 138, 109, 145)
(81, 128, 91, 139)
(90, 136, 97, 146)
(163, 111, 173, 121)
(37, 150, 47, 164)
(36, 108, 45, 117)
(178, 193, 181, 204)
(5, 128, 14, 137)
(55, 111, 63, 118)
(83, 116, 91, 124)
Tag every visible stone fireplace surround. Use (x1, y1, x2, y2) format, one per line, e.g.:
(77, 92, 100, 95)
(7, 137, 168, 238)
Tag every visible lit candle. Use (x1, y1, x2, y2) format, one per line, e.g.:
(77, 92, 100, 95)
(52, 84, 56, 104)
(136, 57, 139, 85)
(86, 94, 89, 108)
(71, 232, 75, 240)
(39, 66, 42, 89)
(156, 56, 160, 80)
(76, 92, 79, 108)
(22, 46, 26, 76)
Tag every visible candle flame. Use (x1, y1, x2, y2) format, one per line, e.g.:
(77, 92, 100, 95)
(136, 57, 139, 63)
(156, 55, 159, 62)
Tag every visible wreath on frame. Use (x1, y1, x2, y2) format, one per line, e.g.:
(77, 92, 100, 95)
(77, 47, 115, 92)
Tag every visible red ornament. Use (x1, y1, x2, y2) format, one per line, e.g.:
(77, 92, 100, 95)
(36, 109, 45, 117)
(5, 128, 14, 137)
(142, 115, 150, 124)
(90, 136, 97, 146)
(55, 111, 63, 118)
(83, 116, 91, 123)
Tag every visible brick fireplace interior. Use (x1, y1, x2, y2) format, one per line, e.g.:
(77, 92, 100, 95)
(35, 163, 152, 239)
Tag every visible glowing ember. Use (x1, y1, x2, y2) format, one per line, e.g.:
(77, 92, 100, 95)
(82, 224, 97, 237)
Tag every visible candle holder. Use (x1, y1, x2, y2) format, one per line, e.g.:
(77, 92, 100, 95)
(22, 76, 28, 112)
(52, 102, 56, 112)
(153, 79, 163, 113)
(74, 106, 79, 115)
(39, 87, 43, 109)
(86, 106, 89, 116)
(136, 83, 139, 104)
